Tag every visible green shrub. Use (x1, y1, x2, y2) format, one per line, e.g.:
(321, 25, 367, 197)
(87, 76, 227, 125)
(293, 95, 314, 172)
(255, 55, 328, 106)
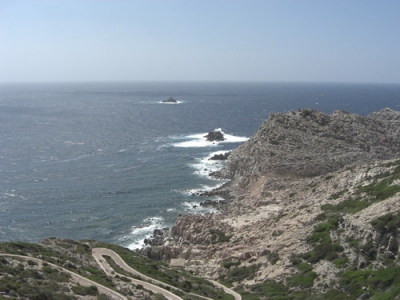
(368, 267, 400, 290)
(71, 285, 98, 296)
(356, 166, 400, 201)
(301, 109, 314, 118)
(287, 263, 317, 289)
(27, 260, 37, 266)
(272, 229, 284, 237)
(304, 215, 344, 263)
(333, 256, 349, 268)
(329, 189, 348, 200)
(266, 252, 280, 265)
(222, 258, 241, 269)
(371, 211, 400, 234)
(222, 265, 260, 283)
(321, 198, 371, 214)
(210, 229, 231, 244)
(248, 280, 289, 299)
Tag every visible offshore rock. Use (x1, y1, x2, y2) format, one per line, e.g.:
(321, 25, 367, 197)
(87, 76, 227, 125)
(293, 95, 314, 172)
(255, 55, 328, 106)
(162, 97, 177, 103)
(205, 130, 225, 142)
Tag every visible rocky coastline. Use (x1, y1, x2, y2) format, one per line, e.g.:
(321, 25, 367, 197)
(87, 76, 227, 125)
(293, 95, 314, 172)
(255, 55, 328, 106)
(140, 108, 400, 298)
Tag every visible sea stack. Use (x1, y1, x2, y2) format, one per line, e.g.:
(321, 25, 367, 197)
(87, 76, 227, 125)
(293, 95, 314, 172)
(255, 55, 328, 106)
(204, 130, 225, 142)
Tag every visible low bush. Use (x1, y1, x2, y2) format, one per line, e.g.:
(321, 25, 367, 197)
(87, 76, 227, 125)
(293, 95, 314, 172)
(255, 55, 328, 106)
(222, 258, 241, 269)
(71, 285, 98, 296)
(371, 211, 400, 234)
(287, 263, 317, 289)
(210, 229, 231, 244)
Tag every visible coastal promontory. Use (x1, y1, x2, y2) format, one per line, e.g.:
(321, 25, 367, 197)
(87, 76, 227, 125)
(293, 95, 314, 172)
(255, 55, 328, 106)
(142, 108, 400, 299)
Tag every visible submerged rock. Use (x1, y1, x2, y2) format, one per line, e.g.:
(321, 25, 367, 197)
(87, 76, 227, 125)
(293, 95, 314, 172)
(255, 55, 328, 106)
(209, 152, 231, 160)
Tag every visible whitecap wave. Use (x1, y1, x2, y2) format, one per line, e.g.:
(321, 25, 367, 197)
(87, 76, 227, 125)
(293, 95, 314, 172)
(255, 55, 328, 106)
(59, 154, 91, 163)
(182, 201, 219, 214)
(64, 141, 86, 146)
(126, 216, 164, 250)
(158, 101, 183, 104)
(189, 150, 230, 177)
(171, 129, 248, 148)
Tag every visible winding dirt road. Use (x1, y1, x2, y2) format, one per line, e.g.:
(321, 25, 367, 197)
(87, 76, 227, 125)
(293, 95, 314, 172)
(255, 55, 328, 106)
(1, 248, 241, 300)
(92, 248, 183, 300)
(92, 247, 241, 300)
(0, 253, 127, 300)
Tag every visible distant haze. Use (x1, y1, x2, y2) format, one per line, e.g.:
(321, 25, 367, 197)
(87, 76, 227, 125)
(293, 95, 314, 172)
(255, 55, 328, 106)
(1, 0, 399, 83)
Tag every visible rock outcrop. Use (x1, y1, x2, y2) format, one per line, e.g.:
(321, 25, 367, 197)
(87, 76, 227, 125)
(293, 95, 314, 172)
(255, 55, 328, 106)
(218, 108, 400, 179)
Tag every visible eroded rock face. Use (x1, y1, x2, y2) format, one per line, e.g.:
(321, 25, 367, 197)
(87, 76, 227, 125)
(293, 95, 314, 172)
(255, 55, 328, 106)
(219, 108, 400, 179)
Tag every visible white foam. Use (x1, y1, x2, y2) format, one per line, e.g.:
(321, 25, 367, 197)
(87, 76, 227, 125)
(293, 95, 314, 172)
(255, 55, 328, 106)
(64, 141, 86, 146)
(182, 201, 219, 214)
(173, 139, 219, 148)
(189, 150, 230, 177)
(222, 133, 248, 143)
(171, 129, 248, 148)
(158, 101, 183, 104)
(126, 216, 164, 250)
(59, 154, 91, 163)
(113, 166, 139, 173)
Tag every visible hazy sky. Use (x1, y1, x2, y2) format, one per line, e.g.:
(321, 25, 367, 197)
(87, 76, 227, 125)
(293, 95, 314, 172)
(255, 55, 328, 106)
(1, 0, 399, 83)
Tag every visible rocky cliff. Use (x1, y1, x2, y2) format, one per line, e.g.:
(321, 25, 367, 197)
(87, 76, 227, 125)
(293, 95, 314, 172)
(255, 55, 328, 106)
(219, 108, 400, 179)
(142, 108, 400, 299)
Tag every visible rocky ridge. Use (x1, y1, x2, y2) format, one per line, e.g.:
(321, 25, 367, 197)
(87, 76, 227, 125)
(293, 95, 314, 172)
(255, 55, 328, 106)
(142, 108, 400, 298)
(218, 108, 400, 179)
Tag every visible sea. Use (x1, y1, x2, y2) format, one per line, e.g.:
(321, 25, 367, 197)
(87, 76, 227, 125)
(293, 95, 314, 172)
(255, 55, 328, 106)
(0, 81, 399, 249)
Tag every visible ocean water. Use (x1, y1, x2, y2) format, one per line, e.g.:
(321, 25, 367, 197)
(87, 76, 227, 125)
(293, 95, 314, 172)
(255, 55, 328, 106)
(0, 81, 399, 249)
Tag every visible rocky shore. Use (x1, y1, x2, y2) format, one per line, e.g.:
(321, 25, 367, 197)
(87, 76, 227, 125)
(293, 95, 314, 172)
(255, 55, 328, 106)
(140, 108, 400, 298)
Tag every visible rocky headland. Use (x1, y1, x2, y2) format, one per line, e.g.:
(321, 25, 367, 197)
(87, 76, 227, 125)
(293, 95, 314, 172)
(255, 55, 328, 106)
(141, 108, 400, 299)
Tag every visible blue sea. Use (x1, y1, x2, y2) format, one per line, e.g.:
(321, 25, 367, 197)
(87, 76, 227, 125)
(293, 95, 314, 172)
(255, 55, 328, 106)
(0, 81, 399, 249)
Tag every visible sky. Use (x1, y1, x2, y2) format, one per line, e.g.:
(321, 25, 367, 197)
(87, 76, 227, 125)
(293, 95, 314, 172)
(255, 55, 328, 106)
(1, 0, 399, 83)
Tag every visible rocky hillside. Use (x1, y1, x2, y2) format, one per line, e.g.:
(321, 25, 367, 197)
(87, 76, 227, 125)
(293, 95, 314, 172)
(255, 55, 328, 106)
(142, 108, 400, 299)
(0, 239, 234, 299)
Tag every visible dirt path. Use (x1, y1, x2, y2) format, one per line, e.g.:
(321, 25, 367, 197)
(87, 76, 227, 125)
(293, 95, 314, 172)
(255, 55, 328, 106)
(0, 253, 127, 300)
(209, 280, 242, 300)
(1, 249, 241, 300)
(92, 248, 183, 300)
(92, 247, 241, 300)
